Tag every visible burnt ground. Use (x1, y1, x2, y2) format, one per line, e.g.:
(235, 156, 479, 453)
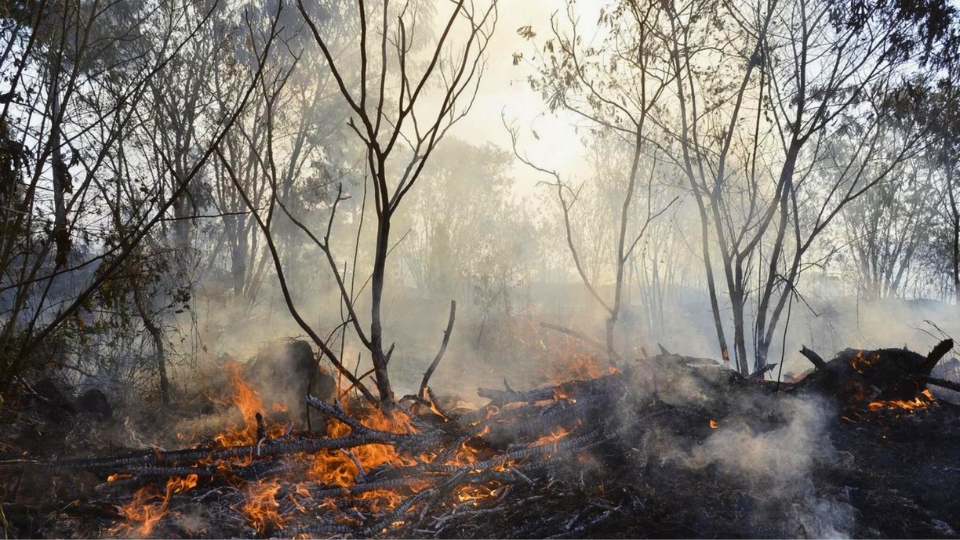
(2, 355, 960, 538)
(380, 399, 960, 539)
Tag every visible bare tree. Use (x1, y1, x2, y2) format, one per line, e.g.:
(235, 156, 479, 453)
(228, 0, 498, 407)
(661, 0, 933, 373)
(511, 0, 678, 362)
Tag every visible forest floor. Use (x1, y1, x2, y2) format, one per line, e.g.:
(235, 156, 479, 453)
(2, 343, 960, 538)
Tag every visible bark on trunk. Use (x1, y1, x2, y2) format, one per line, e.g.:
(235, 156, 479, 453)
(370, 203, 395, 406)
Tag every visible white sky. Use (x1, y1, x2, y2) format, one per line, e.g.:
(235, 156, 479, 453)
(448, 0, 598, 195)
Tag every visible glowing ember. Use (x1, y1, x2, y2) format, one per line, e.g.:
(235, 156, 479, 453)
(455, 484, 499, 506)
(850, 351, 880, 374)
(533, 426, 571, 446)
(709, 419, 719, 429)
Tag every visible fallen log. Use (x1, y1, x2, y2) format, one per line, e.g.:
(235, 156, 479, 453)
(57, 432, 401, 471)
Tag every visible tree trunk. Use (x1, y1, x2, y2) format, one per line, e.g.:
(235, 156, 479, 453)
(134, 286, 169, 405)
(947, 164, 960, 304)
(370, 200, 395, 406)
(50, 69, 69, 268)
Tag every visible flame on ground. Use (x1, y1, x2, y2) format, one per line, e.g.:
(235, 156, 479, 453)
(243, 480, 284, 534)
(533, 426, 571, 447)
(113, 475, 197, 537)
(213, 363, 288, 447)
(868, 389, 937, 412)
(113, 485, 168, 537)
(308, 406, 414, 487)
(111, 350, 599, 537)
(455, 484, 500, 506)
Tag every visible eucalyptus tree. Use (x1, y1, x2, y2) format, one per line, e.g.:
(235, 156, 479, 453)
(0, 0, 280, 393)
(661, 0, 949, 373)
(227, 0, 498, 407)
(511, 0, 679, 362)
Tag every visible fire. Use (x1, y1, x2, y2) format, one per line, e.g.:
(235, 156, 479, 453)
(243, 480, 285, 534)
(533, 426, 571, 446)
(555, 352, 607, 382)
(543, 337, 612, 384)
(453, 440, 481, 466)
(455, 484, 499, 506)
(112, 368, 436, 536)
(114, 485, 168, 537)
(307, 407, 413, 486)
(850, 351, 880, 374)
(213, 363, 287, 447)
(709, 419, 719, 429)
(360, 488, 406, 512)
(112, 474, 200, 536)
(167, 474, 198, 494)
(867, 390, 937, 412)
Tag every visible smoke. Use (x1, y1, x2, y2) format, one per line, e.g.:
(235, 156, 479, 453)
(682, 394, 855, 538)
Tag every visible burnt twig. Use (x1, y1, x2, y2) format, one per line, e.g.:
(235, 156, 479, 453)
(420, 300, 457, 399)
(916, 374, 960, 393)
(799, 346, 827, 370)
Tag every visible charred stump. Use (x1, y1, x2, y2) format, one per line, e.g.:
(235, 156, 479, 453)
(796, 339, 954, 408)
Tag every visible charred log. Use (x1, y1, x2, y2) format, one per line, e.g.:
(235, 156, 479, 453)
(795, 339, 953, 408)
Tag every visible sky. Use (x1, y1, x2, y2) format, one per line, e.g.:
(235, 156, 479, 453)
(448, 0, 599, 196)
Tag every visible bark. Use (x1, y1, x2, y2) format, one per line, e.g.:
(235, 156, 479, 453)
(50, 69, 69, 268)
(370, 200, 395, 406)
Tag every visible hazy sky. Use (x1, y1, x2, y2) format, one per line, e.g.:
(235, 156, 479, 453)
(449, 0, 599, 195)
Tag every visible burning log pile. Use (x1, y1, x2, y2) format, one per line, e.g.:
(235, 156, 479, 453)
(4, 339, 960, 538)
(35, 362, 709, 538)
(794, 339, 954, 413)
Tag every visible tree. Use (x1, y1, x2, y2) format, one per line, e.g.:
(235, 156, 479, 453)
(662, 0, 940, 373)
(511, 0, 678, 362)
(228, 0, 498, 407)
(0, 0, 279, 393)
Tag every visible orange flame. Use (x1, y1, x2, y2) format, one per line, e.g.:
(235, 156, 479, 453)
(850, 352, 880, 374)
(213, 363, 287, 447)
(455, 484, 499, 506)
(167, 474, 198, 494)
(114, 486, 168, 536)
(243, 481, 285, 534)
(306, 407, 415, 502)
(533, 426, 571, 446)
(112, 474, 200, 535)
(868, 390, 937, 412)
(709, 419, 719, 429)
